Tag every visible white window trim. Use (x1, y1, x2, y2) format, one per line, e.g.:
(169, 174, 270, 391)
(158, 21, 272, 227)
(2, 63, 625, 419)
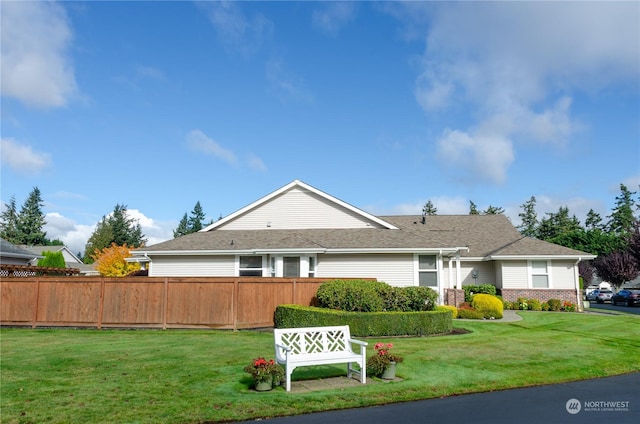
(528, 259, 552, 289)
(235, 255, 267, 277)
(270, 255, 317, 278)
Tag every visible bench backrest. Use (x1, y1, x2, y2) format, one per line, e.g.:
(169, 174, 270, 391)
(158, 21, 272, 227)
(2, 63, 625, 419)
(274, 325, 353, 360)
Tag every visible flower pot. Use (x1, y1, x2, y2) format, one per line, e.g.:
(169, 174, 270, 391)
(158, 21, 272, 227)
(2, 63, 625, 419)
(254, 375, 273, 391)
(380, 361, 397, 380)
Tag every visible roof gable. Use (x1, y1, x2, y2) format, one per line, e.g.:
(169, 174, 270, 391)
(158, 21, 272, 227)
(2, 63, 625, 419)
(202, 180, 398, 231)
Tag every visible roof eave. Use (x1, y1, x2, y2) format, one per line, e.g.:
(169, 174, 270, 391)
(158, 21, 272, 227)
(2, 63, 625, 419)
(489, 254, 597, 261)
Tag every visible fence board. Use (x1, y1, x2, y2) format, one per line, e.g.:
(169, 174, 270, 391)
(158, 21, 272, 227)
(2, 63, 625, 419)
(0, 276, 338, 329)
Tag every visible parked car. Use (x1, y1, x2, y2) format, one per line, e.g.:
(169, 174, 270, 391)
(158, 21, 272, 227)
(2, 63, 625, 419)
(586, 289, 601, 301)
(596, 289, 614, 304)
(611, 290, 640, 307)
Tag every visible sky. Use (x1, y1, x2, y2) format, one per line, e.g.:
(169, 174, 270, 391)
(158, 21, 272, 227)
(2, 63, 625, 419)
(1, 1, 639, 256)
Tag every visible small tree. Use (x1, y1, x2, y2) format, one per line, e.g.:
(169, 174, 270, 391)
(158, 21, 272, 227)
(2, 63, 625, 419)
(593, 251, 640, 291)
(469, 201, 480, 215)
(92, 243, 140, 277)
(37, 251, 66, 269)
(422, 200, 437, 216)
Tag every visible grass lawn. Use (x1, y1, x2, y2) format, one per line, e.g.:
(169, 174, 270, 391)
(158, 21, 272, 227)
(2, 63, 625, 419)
(1, 311, 639, 423)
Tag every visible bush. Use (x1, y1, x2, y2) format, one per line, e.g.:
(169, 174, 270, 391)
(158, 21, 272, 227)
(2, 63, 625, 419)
(315, 279, 387, 312)
(516, 297, 529, 310)
(37, 251, 66, 268)
(528, 298, 542, 311)
(471, 294, 504, 319)
(457, 308, 485, 320)
(547, 299, 562, 311)
(541, 301, 550, 311)
(315, 280, 438, 312)
(274, 304, 452, 337)
(436, 305, 458, 319)
(463, 284, 497, 302)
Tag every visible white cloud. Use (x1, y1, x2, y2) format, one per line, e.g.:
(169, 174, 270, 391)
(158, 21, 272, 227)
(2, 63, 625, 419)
(186, 129, 238, 165)
(201, 1, 273, 56)
(1, 1, 78, 108)
(312, 2, 357, 36)
(126, 209, 174, 247)
(1, 138, 52, 176)
(247, 154, 267, 172)
(405, 2, 639, 186)
(265, 59, 313, 103)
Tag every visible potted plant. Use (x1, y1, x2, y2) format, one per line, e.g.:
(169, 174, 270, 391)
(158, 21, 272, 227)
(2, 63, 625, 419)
(367, 342, 403, 380)
(243, 357, 284, 391)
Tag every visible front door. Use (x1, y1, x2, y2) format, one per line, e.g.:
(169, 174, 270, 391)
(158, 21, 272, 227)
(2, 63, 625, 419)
(283, 257, 300, 277)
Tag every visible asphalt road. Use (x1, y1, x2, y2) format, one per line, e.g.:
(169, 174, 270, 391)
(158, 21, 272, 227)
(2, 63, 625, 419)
(240, 373, 640, 424)
(587, 301, 640, 315)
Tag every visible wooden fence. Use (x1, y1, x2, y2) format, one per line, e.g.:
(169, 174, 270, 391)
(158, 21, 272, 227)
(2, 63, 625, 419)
(0, 276, 329, 330)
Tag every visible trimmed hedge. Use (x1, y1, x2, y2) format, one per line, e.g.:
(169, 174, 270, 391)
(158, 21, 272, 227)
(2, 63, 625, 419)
(463, 284, 497, 302)
(274, 304, 453, 337)
(315, 279, 438, 312)
(471, 294, 504, 319)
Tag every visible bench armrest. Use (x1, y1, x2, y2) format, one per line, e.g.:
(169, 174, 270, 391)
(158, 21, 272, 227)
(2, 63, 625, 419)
(276, 343, 292, 352)
(349, 339, 368, 347)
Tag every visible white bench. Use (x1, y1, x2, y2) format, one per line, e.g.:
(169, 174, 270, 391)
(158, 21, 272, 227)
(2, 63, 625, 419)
(274, 325, 368, 392)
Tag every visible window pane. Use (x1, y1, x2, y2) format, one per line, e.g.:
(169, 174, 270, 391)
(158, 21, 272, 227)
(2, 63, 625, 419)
(239, 269, 263, 277)
(419, 255, 436, 270)
(240, 256, 261, 268)
(284, 257, 300, 278)
(419, 272, 437, 287)
(532, 261, 547, 273)
(532, 275, 549, 288)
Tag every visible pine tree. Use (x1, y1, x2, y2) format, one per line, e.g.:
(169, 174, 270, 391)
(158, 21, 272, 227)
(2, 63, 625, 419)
(585, 209, 604, 231)
(173, 213, 190, 238)
(0, 196, 21, 243)
(469, 201, 479, 215)
(518, 196, 538, 237)
(607, 184, 637, 236)
(17, 187, 47, 245)
(537, 206, 582, 241)
(187, 201, 206, 232)
(83, 204, 146, 263)
(483, 205, 505, 215)
(422, 200, 437, 216)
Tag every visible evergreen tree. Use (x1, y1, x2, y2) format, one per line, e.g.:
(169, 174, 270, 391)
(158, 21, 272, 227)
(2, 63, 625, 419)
(0, 196, 21, 243)
(83, 204, 146, 263)
(607, 184, 637, 236)
(483, 205, 505, 215)
(422, 200, 437, 216)
(17, 187, 47, 245)
(173, 213, 190, 238)
(469, 201, 480, 215)
(537, 206, 582, 241)
(187, 201, 206, 232)
(518, 196, 538, 238)
(37, 251, 66, 268)
(585, 209, 604, 231)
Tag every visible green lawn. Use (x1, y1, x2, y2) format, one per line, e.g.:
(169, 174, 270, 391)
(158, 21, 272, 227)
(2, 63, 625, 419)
(1, 312, 639, 423)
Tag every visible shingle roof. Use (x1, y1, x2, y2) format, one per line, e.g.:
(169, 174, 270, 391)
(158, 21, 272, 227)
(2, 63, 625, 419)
(0, 238, 40, 260)
(135, 214, 593, 259)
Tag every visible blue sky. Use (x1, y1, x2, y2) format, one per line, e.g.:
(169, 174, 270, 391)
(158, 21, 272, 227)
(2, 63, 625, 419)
(1, 1, 639, 255)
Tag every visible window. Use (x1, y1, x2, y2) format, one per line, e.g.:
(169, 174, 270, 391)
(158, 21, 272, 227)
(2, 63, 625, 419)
(308, 256, 316, 277)
(239, 256, 263, 276)
(531, 260, 549, 288)
(418, 255, 438, 287)
(283, 257, 300, 278)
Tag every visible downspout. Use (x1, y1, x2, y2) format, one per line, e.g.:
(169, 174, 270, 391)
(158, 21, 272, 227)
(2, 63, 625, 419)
(574, 258, 583, 311)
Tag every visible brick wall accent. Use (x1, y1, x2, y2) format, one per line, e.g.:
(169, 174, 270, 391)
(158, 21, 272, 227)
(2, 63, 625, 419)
(501, 289, 582, 310)
(444, 289, 466, 307)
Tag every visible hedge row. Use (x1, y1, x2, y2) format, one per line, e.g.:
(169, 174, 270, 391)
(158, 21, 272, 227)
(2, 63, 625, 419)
(274, 304, 453, 337)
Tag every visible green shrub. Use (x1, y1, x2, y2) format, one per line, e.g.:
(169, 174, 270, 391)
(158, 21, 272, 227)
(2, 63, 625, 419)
(528, 298, 542, 311)
(274, 304, 452, 337)
(315, 280, 437, 312)
(471, 294, 504, 319)
(436, 305, 458, 319)
(516, 297, 529, 310)
(541, 301, 550, 311)
(547, 299, 562, 311)
(463, 284, 497, 302)
(315, 279, 387, 312)
(457, 308, 485, 320)
(37, 251, 66, 268)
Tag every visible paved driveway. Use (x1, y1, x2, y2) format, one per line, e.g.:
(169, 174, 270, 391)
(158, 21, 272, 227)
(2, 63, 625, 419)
(588, 302, 640, 315)
(239, 373, 639, 424)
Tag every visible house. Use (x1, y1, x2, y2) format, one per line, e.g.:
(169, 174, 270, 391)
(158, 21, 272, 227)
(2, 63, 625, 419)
(21, 245, 98, 276)
(130, 180, 595, 305)
(0, 238, 40, 265)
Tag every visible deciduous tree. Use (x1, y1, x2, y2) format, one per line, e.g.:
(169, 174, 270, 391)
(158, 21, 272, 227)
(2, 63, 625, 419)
(92, 243, 141, 277)
(593, 250, 640, 291)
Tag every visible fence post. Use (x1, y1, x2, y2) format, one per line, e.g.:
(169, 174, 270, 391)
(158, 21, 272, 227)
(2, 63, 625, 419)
(97, 278, 105, 329)
(32, 277, 41, 328)
(162, 278, 168, 330)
